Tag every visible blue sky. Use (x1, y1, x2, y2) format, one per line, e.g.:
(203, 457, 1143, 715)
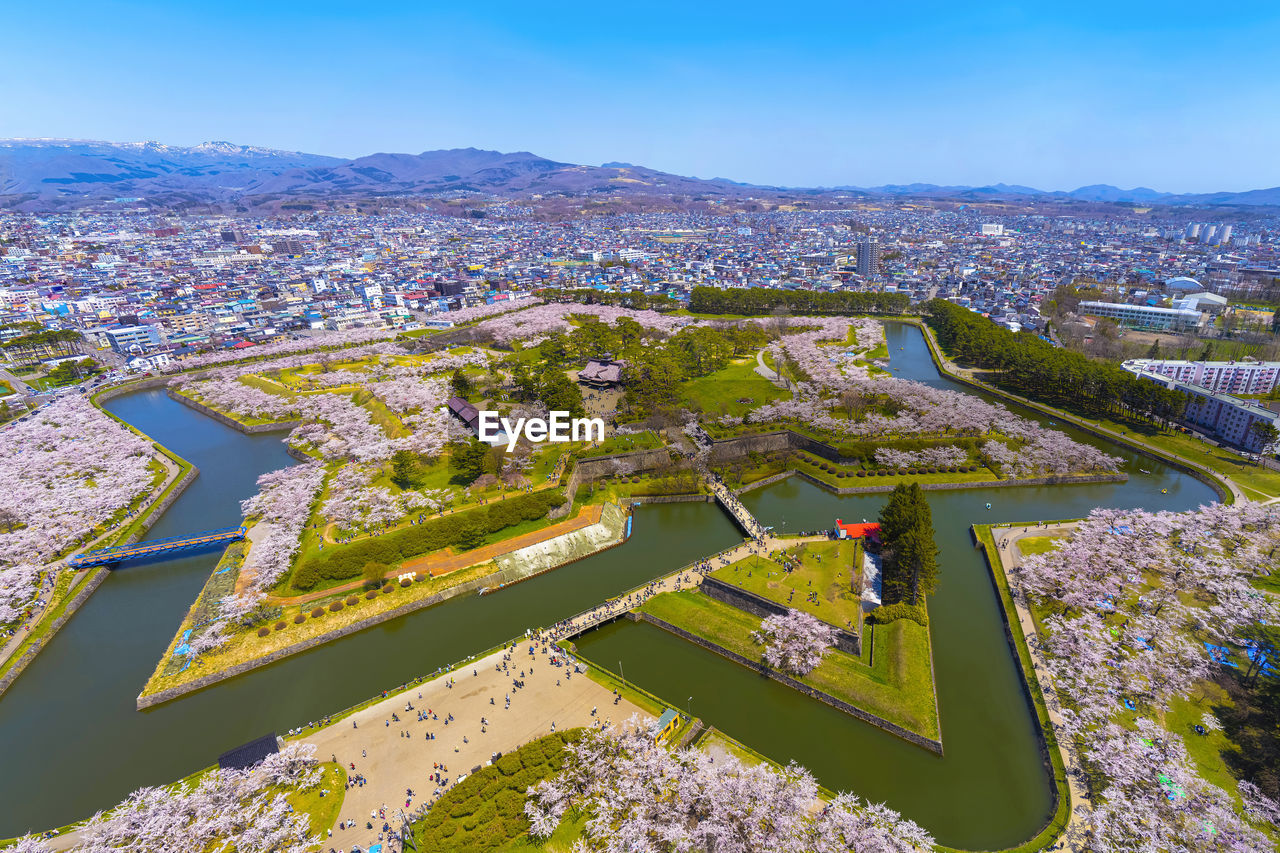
(4, 1, 1278, 192)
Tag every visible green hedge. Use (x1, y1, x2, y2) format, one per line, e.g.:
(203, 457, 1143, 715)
(868, 601, 929, 626)
(293, 490, 566, 590)
(413, 731, 581, 852)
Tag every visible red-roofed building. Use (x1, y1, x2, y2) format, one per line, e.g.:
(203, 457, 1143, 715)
(835, 520, 880, 542)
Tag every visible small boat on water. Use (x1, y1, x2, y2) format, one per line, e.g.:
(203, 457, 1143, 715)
(985, 502, 992, 510)
(1139, 468, 1152, 474)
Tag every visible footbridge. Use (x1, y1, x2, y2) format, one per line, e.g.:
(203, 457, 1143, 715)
(68, 526, 246, 569)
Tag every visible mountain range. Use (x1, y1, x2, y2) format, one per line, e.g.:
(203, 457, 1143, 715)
(2, 138, 1278, 209)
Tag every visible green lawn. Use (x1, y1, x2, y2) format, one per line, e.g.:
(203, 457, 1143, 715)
(1091, 414, 1280, 499)
(575, 429, 664, 458)
(678, 358, 789, 418)
(1017, 536, 1061, 556)
(709, 540, 863, 631)
(639, 590, 939, 741)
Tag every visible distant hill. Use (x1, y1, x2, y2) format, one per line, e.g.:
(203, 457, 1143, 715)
(0, 140, 757, 208)
(0, 139, 344, 202)
(852, 180, 1280, 207)
(1, 138, 1276, 209)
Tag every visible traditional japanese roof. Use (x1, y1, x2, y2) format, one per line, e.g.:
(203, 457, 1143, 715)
(579, 357, 625, 384)
(447, 394, 480, 430)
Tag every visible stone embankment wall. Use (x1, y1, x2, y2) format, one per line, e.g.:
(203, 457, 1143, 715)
(166, 388, 302, 434)
(736, 468, 1127, 497)
(558, 446, 692, 517)
(623, 494, 712, 505)
(972, 525, 1065, 829)
(93, 375, 173, 402)
(700, 578, 861, 655)
(138, 502, 634, 709)
(493, 504, 627, 580)
(632, 611, 942, 755)
(0, 570, 109, 700)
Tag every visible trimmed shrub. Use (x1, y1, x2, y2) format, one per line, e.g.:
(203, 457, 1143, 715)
(345, 595, 359, 606)
(856, 470, 866, 477)
(257, 626, 270, 637)
(400, 577, 412, 587)
(328, 601, 343, 612)
(310, 606, 325, 618)
(273, 621, 287, 631)
(292, 490, 566, 590)
(868, 601, 929, 626)
(381, 583, 394, 594)
(293, 613, 306, 624)
(365, 590, 378, 600)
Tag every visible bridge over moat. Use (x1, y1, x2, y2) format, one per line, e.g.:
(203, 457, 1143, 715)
(68, 526, 246, 569)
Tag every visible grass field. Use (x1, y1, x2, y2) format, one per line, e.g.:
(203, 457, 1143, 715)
(678, 358, 789, 418)
(709, 540, 863, 631)
(1017, 536, 1061, 556)
(639, 590, 939, 741)
(575, 429, 664, 458)
(1091, 413, 1280, 500)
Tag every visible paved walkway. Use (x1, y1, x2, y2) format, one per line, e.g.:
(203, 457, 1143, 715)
(992, 523, 1091, 851)
(303, 642, 650, 853)
(754, 348, 788, 390)
(550, 533, 829, 641)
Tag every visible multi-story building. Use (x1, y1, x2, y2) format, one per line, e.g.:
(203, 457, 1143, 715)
(1127, 369, 1280, 451)
(1122, 359, 1280, 395)
(1079, 300, 1204, 331)
(856, 237, 880, 277)
(103, 324, 162, 354)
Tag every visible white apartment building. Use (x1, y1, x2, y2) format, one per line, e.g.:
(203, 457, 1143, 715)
(1079, 301, 1204, 331)
(1123, 359, 1280, 396)
(1126, 369, 1279, 451)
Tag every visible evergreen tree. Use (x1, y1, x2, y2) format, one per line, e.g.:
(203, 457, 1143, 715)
(390, 449, 418, 490)
(450, 368, 472, 397)
(448, 439, 489, 485)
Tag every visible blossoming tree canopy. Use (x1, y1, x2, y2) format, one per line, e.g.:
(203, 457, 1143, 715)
(525, 720, 935, 853)
(1010, 503, 1280, 848)
(0, 396, 155, 623)
(7, 742, 325, 853)
(752, 608, 838, 675)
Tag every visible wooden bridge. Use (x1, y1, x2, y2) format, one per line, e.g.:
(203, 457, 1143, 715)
(68, 526, 246, 569)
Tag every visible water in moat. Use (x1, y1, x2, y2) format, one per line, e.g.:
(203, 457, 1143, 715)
(0, 323, 1218, 847)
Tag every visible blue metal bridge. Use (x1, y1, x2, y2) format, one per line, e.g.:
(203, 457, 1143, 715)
(68, 526, 247, 569)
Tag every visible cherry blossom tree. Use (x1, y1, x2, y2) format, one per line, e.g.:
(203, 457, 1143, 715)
(525, 720, 933, 852)
(59, 742, 323, 852)
(0, 397, 155, 622)
(753, 609, 837, 675)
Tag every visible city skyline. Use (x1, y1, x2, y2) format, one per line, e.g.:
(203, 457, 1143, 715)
(4, 0, 1280, 193)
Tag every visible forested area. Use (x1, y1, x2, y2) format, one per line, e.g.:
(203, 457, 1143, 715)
(689, 286, 910, 316)
(925, 299, 1189, 425)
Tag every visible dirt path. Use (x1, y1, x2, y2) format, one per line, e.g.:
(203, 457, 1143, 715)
(268, 504, 605, 606)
